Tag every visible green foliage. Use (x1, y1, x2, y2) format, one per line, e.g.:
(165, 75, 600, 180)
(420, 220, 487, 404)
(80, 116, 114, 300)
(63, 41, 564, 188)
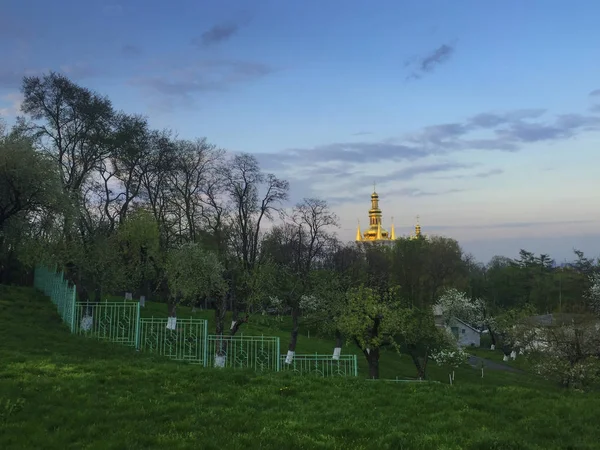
(391, 235, 465, 307)
(300, 269, 346, 335)
(166, 243, 227, 304)
(0, 130, 63, 229)
(337, 285, 405, 352)
(494, 304, 537, 348)
(115, 208, 161, 292)
(393, 306, 450, 379)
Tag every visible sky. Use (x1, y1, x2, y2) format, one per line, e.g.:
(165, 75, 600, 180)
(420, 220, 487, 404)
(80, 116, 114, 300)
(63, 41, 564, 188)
(1, 0, 600, 264)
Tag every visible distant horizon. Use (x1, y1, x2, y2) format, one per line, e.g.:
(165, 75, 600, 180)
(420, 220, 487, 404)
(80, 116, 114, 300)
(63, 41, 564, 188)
(2, 0, 599, 263)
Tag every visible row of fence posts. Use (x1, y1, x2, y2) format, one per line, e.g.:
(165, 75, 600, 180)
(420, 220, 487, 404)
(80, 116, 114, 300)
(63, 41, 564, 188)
(33, 265, 358, 377)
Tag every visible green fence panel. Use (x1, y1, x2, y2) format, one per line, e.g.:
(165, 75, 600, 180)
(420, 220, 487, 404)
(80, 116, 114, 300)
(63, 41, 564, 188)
(280, 354, 358, 377)
(138, 317, 209, 365)
(207, 335, 280, 372)
(34, 264, 360, 380)
(34, 265, 77, 331)
(73, 302, 140, 347)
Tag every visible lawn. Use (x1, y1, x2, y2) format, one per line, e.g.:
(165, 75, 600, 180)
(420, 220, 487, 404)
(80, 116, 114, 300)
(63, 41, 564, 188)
(1, 285, 599, 449)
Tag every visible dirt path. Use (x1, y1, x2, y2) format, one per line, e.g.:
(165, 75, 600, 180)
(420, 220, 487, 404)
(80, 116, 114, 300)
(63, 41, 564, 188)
(467, 355, 523, 373)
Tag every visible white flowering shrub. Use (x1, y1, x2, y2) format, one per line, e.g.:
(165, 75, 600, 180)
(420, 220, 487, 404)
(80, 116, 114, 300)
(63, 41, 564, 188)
(299, 294, 319, 313)
(528, 321, 600, 389)
(430, 347, 469, 368)
(534, 355, 600, 390)
(268, 296, 284, 310)
(259, 296, 285, 319)
(586, 273, 600, 315)
(436, 288, 485, 329)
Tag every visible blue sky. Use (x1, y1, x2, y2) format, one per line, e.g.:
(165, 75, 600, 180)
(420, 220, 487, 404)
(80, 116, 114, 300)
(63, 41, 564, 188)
(1, 0, 600, 263)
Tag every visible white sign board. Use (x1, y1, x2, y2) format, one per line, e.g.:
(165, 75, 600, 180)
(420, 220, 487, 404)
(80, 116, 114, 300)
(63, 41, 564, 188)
(166, 316, 177, 330)
(81, 315, 93, 331)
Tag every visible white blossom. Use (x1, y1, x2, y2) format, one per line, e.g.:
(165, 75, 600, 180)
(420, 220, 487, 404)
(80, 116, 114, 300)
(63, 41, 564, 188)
(430, 347, 469, 368)
(436, 288, 485, 329)
(586, 273, 600, 315)
(299, 294, 319, 313)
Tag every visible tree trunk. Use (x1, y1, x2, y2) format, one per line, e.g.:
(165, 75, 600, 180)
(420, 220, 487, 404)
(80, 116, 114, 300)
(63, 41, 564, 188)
(286, 307, 300, 364)
(410, 352, 427, 380)
(213, 294, 228, 368)
(489, 327, 497, 348)
(366, 348, 380, 379)
(332, 330, 343, 360)
(215, 294, 227, 335)
(167, 296, 177, 317)
(230, 314, 248, 336)
(93, 286, 101, 303)
(142, 278, 150, 301)
(335, 330, 343, 349)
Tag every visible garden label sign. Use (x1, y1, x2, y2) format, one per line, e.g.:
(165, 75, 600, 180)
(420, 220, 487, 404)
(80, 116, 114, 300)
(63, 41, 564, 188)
(166, 316, 177, 330)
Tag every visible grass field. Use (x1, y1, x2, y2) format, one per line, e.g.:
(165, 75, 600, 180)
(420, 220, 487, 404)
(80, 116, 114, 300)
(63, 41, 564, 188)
(2, 285, 600, 449)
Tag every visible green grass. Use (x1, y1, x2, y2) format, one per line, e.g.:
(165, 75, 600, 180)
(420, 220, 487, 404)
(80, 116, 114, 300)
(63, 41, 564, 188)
(2, 286, 600, 449)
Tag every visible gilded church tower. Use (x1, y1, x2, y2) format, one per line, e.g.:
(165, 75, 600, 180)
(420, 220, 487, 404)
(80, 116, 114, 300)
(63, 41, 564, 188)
(409, 215, 425, 240)
(355, 185, 395, 244)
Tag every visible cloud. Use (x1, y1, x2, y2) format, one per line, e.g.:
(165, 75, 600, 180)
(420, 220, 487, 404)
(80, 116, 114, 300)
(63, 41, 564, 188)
(121, 44, 143, 57)
(320, 186, 466, 206)
(193, 21, 243, 47)
(437, 168, 504, 180)
(352, 131, 373, 136)
(474, 168, 503, 178)
(591, 104, 600, 113)
(370, 162, 475, 183)
(495, 113, 600, 143)
(260, 99, 600, 207)
(426, 219, 595, 231)
(386, 187, 467, 199)
(0, 93, 24, 118)
(589, 89, 600, 97)
(133, 59, 275, 106)
(468, 109, 546, 128)
(405, 43, 456, 80)
(262, 108, 598, 173)
(267, 141, 428, 169)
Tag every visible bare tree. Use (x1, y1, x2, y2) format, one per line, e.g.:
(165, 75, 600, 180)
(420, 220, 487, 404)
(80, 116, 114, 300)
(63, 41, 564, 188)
(21, 72, 116, 195)
(285, 198, 339, 362)
(168, 138, 222, 243)
(222, 153, 288, 332)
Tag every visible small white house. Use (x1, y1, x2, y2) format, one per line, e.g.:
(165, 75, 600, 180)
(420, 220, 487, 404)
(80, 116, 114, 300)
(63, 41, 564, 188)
(447, 317, 481, 347)
(432, 305, 481, 347)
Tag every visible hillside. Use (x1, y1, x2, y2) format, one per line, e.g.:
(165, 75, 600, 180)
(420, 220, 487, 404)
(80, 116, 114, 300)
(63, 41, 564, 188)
(1, 286, 600, 449)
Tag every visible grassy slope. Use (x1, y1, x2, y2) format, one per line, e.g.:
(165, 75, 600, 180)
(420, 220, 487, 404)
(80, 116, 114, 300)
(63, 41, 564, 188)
(0, 287, 598, 449)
